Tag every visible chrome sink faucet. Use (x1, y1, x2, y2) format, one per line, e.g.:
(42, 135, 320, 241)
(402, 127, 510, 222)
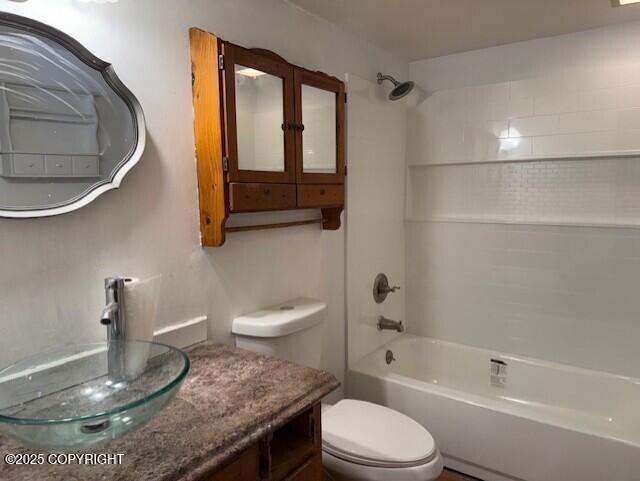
(101, 277, 127, 340)
(378, 316, 404, 333)
(100, 277, 128, 381)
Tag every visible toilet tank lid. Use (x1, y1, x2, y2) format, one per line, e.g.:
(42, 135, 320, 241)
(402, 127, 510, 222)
(232, 298, 326, 338)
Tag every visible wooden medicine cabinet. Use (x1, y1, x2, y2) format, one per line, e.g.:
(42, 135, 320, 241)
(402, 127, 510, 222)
(190, 28, 345, 247)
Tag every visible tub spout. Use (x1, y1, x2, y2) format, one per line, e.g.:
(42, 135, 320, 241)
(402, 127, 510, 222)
(378, 316, 404, 332)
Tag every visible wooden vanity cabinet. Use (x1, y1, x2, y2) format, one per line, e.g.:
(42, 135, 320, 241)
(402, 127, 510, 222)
(205, 404, 322, 481)
(190, 28, 345, 247)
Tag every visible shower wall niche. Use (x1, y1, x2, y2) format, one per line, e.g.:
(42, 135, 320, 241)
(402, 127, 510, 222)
(405, 20, 640, 378)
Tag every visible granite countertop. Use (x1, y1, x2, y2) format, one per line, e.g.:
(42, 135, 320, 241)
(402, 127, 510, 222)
(0, 342, 339, 481)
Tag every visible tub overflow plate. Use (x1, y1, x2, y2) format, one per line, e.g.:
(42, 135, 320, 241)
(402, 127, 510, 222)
(385, 350, 396, 365)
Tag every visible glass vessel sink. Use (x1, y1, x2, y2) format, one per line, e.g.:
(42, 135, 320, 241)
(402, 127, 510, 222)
(0, 341, 189, 449)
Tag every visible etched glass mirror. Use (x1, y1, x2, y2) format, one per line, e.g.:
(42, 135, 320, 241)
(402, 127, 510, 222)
(0, 13, 145, 218)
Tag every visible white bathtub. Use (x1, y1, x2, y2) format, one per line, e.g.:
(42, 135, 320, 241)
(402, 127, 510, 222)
(347, 335, 640, 481)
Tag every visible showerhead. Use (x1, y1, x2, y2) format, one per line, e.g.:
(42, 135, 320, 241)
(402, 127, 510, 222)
(377, 72, 414, 101)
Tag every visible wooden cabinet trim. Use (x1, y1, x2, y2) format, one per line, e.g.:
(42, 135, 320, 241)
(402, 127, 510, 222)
(204, 443, 259, 481)
(297, 184, 344, 208)
(190, 30, 346, 245)
(189, 28, 228, 247)
(202, 403, 323, 481)
(223, 43, 296, 184)
(229, 183, 296, 213)
(294, 68, 346, 185)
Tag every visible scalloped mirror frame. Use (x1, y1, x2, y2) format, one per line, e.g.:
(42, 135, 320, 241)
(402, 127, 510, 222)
(0, 12, 146, 218)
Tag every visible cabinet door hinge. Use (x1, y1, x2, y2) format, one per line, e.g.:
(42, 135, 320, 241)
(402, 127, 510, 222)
(218, 54, 224, 70)
(344, 165, 347, 176)
(344, 92, 348, 103)
(222, 157, 229, 172)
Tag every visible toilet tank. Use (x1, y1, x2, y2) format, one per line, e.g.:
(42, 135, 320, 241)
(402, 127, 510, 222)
(231, 298, 326, 368)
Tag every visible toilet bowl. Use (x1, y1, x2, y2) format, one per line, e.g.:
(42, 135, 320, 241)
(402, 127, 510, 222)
(321, 400, 443, 481)
(232, 299, 443, 481)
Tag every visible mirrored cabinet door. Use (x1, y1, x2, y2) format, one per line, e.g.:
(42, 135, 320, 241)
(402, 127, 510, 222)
(223, 44, 295, 183)
(294, 69, 345, 184)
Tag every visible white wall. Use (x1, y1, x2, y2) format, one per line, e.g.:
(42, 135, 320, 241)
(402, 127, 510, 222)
(346, 74, 407, 368)
(406, 21, 640, 378)
(0, 0, 407, 401)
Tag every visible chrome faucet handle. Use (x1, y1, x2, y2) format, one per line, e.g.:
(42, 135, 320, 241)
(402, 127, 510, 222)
(373, 273, 401, 303)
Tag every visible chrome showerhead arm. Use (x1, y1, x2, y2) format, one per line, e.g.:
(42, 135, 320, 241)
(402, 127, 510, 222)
(377, 72, 400, 86)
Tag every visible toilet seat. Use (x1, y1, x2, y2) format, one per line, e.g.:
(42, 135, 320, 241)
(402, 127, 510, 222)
(322, 448, 443, 481)
(323, 444, 437, 468)
(322, 400, 437, 469)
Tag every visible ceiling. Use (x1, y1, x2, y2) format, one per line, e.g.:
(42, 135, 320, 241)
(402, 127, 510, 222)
(287, 0, 640, 61)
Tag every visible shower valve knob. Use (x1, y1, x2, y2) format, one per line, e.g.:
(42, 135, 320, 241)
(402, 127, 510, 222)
(373, 273, 401, 303)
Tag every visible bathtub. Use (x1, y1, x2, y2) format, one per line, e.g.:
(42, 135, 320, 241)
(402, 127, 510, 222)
(347, 335, 640, 481)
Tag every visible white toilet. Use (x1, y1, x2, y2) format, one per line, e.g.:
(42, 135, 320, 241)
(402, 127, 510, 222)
(232, 298, 443, 481)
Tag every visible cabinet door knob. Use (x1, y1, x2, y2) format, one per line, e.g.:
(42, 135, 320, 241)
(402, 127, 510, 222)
(264, 188, 271, 196)
(320, 188, 326, 195)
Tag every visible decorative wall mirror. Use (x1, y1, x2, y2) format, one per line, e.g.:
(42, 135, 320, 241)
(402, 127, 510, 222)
(0, 13, 145, 218)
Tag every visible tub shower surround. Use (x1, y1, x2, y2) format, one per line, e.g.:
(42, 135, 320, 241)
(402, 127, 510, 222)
(358, 19, 640, 481)
(408, 21, 640, 167)
(405, 21, 640, 379)
(349, 336, 640, 481)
